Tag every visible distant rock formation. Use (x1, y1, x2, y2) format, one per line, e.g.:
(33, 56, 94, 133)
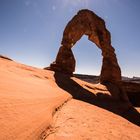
(0, 55, 13, 61)
(49, 9, 121, 84)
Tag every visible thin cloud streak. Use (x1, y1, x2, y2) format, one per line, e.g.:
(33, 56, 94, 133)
(60, 0, 90, 8)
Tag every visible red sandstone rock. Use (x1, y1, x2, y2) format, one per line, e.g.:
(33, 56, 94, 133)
(49, 9, 130, 101)
(50, 9, 121, 84)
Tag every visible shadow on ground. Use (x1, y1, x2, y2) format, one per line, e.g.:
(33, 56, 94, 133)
(54, 72, 140, 126)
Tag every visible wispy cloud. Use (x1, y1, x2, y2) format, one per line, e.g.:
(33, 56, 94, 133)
(61, 0, 90, 8)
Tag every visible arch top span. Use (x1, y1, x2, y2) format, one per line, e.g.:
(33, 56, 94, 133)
(62, 9, 110, 49)
(50, 9, 121, 84)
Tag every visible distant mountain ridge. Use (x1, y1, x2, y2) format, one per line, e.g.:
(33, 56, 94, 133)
(74, 73, 140, 84)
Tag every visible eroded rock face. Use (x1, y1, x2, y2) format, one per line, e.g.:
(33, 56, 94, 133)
(50, 9, 121, 84)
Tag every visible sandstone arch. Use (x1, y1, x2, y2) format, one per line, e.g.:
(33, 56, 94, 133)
(50, 9, 121, 84)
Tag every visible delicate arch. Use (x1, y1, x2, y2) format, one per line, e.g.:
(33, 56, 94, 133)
(50, 9, 121, 84)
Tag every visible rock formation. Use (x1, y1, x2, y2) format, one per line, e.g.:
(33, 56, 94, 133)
(50, 9, 121, 84)
(0, 55, 13, 61)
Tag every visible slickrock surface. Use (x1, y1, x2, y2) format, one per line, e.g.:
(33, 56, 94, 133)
(0, 57, 71, 140)
(0, 57, 140, 140)
(46, 99, 140, 140)
(45, 74, 140, 140)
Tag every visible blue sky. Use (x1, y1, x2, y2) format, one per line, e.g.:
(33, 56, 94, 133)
(0, 0, 140, 77)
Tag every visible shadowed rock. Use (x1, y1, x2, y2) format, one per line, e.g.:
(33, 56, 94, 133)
(54, 72, 140, 126)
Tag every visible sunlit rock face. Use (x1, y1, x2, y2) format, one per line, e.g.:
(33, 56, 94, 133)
(50, 9, 121, 84)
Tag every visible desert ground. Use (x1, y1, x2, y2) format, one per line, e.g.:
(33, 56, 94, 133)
(0, 56, 140, 140)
